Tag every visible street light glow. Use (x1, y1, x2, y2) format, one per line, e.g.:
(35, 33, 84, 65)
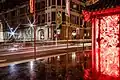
(72, 52, 76, 59)
(11, 32, 14, 35)
(9, 63, 16, 73)
(30, 61, 34, 70)
(30, 24, 33, 27)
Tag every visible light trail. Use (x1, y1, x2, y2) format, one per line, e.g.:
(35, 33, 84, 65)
(0, 43, 91, 56)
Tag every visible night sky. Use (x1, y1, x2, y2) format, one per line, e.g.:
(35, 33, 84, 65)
(0, 0, 29, 12)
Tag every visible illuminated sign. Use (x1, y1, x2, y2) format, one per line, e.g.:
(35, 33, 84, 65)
(30, 0, 34, 13)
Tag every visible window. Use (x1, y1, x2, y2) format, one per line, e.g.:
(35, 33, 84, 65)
(41, 14, 45, 23)
(72, 4, 79, 10)
(48, 13, 51, 22)
(70, 15, 76, 24)
(20, 8, 25, 14)
(48, 0, 51, 6)
(40, 15, 42, 23)
(62, 12, 65, 21)
(45, 0, 47, 7)
(52, 12, 56, 21)
(42, 1, 45, 9)
(84, 29, 90, 39)
(62, 0, 65, 6)
(26, 6, 30, 13)
(39, 29, 44, 39)
(4, 13, 7, 18)
(70, 2, 73, 9)
(52, 0, 56, 5)
(24, 6, 28, 13)
(80, 5, 83, 13)
(84, 21, 87, 28)
(57, 0, 61, 5)
(40, 1, 45, 9)
(30, 16, 34, 23)
(20, 19, 25, 24)
(75, 16, 79, 25)
(36, 2, 40, 10)
(45, 13, 47, 22)
(38, 15, 40, 24)
(11, 11, 16, 16)
(76, 4, 79, 11)
(84, 29, 87, 38)
(80, 18, 83, 26)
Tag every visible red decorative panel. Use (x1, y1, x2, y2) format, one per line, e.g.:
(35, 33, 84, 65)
(93, 15, 120, 78)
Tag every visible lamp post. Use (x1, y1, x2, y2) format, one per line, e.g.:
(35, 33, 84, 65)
(30, 24, 33, 41)
(65, 0, 70, 74)
(33, 10, 36, 60)
(30, 0, 36, 60)
(55, 25, 58, 46)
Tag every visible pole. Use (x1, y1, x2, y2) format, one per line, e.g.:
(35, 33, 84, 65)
(33, 0, 36, 60)
(66, 13, 70, 75)
(56, 25, 58, 46)
(83, 20, 85, 62)
(56, 0, 57, 46)
(66, 0, 70, 75)
(29, 0, 36, 79)
(66, 20, 68, 70)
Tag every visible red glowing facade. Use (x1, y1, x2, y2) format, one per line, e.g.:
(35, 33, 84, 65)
(94, 15, 119, 76)
(83, 6, 120, 79)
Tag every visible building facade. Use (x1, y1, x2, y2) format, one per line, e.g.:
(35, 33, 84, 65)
(0, 0, 92, 41)
(0, 20, 3, 42)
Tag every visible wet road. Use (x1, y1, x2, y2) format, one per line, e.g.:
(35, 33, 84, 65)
(0, 59, 86, 80)
(0, 43, 91, 65)
(0, 60, 50, 80)
(0, 62, 32, 80)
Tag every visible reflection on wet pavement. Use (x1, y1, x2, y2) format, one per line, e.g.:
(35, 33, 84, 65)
(0, 56, 89, 80)
(0, 60, 62, 80)
(0, 62, 31, 80)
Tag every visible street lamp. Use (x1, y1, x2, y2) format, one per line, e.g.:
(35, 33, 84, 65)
(65, 0, 70, 74)
(30, 24, 34, 27)
(29, 0, 36, 60)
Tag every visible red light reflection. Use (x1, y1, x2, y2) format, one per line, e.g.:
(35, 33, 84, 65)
(95, 15, 119, 78)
